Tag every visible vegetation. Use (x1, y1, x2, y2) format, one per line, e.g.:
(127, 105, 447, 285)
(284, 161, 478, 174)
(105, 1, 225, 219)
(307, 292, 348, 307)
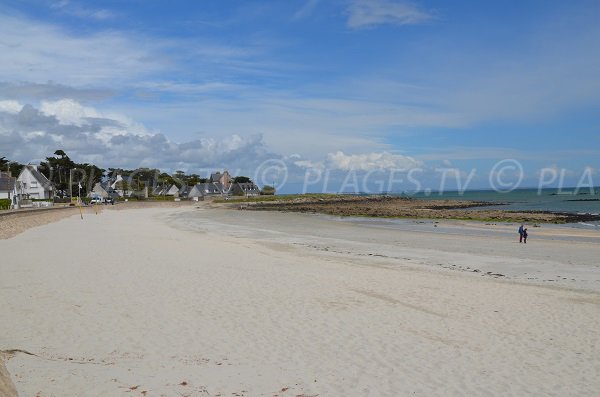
(261, 185, 276, 195)
(38, 150, 105, 198)
(0, 198, 11, 210)
(233, 176, 252, 183)
(0, 156, 24, 176)
(214, 193, 338, 203)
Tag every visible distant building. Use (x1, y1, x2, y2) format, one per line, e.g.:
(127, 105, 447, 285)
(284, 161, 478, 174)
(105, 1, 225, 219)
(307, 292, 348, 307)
(188, 182, 227, 199)
(178, 185, 190, 198)
(90, 182, 120, 200)
(152, 184, 180, 196)
(17, 165, 53, 199)
(0, 172, 17, 201)
(210, 171, 232, 190)
(231, 182, 260, 197)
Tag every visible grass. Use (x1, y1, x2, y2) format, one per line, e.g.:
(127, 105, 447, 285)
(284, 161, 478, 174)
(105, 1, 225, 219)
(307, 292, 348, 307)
(213, 193, 344, 203)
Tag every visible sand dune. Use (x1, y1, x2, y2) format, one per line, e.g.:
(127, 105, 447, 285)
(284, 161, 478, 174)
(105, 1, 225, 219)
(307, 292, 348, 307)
(1, 207, 599, 396)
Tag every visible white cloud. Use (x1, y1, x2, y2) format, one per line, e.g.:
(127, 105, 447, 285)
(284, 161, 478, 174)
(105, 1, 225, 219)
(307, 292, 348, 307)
(51, 0, 116, 20)
(0, 13, 166, 86)
(346, 0, 433, 29)
(0, 100, 23, 114)
(327, 151, 421, 171)
(0, 13, 262, 88)
(0, 99, 277, 173)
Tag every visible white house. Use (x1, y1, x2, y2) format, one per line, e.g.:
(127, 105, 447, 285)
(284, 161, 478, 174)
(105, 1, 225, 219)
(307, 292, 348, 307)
(17, 165, 53, 199)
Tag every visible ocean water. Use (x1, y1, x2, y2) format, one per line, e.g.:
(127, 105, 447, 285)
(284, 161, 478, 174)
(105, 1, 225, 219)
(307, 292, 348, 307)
(405, 188, 600, 214)
(401, 188, 600, 229)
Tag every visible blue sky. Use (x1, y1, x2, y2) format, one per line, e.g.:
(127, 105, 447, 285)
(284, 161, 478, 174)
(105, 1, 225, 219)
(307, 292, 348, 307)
(1, 0, 599, 192)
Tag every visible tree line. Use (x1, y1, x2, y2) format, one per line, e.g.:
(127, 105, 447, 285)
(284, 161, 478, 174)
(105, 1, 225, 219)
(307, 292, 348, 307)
(1, 150, 255, 198)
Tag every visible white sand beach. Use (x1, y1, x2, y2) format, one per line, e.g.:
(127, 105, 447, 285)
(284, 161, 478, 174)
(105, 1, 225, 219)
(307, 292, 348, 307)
(1, 205, 600, 396)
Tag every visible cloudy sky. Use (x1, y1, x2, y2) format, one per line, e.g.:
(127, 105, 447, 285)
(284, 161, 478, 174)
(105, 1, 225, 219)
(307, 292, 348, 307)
(1, 0, 599, 192)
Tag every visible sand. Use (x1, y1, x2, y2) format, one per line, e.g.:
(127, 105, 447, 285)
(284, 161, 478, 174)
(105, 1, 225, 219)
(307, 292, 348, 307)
(1, 206, 599, 396)
(0, 207, 80, 240)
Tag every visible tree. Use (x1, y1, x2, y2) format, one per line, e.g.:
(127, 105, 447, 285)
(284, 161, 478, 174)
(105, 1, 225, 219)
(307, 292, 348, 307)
(75, 163, 105, 197)
(261, 185, 276, 195)
(233, 176, 252, 184)
(186, 174, 203, 185)
(0, 157, 24, 177)
(40, 150, 75, 198)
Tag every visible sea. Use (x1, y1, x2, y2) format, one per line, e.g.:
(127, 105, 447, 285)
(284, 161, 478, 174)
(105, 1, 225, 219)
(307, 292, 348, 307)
(402, 187, 600, 228)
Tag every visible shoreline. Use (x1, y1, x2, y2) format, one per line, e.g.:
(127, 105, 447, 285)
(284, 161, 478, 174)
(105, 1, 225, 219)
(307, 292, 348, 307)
(225, 195, 600, 224)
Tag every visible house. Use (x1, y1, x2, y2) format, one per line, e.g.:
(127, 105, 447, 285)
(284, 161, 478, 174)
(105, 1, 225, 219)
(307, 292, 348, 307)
(17, 165, 53, 199)
(188, 182, 228, 199)
(152, 185, 166, 196)
(0, 172, 17, 200)
(231, 182, 261, 197)
(90, 182, 120, 200)
(210, 171, 232, 190)
(178, 185, 190, 198)
(165, 184, 180, 196)
(152, 184, 179, 197)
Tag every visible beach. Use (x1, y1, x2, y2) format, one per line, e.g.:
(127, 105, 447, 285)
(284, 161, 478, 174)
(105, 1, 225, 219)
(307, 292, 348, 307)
(1, 205, 600, 396)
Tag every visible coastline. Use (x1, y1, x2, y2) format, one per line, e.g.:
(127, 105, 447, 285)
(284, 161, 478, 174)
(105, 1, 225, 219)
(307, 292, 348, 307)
(1, 206, 599, 396)
(226, 195, 600, 224)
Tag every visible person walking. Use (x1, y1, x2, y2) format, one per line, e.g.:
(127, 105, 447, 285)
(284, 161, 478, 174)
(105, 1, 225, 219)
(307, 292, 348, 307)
(518, 224, 524, 243)
(523, 228, 528, 244)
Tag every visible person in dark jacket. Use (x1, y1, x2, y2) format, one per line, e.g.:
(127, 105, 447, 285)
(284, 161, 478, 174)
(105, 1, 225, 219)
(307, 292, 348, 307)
(523, 228, 528, 244)
(518, 224, 524, 243)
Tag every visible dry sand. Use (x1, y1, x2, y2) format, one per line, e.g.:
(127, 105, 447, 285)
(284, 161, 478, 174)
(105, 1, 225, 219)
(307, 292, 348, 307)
(0, 207, 80, 240)
(1, 206, 599, 396)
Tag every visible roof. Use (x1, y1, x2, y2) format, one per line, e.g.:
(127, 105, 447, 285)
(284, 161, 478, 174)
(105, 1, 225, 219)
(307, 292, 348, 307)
(189, 182, 227, 196)
(22, 165, 53, 189)
(236, 182, 259, 190)
(152, 185, 165, 195)
(0, 176, 16, 192)
(94, 182, 116, 193)
(210, 172, 222, 182)
(210, 170, 231, 183)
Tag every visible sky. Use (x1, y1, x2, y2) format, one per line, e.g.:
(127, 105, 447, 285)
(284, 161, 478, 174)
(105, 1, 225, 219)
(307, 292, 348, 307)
(0, 0, 599, 193)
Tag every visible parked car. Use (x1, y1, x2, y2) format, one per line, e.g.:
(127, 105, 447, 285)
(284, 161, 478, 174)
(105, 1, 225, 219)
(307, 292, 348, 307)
(90, 197, 102, 204)
(105, 197, 115, 205)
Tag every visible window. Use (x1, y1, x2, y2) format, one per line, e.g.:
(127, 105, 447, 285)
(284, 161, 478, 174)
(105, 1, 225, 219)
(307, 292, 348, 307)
(30, 181, 38, 188)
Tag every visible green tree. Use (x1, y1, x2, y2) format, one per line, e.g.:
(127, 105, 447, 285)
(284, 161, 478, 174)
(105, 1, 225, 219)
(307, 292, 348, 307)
(40, 150, 76, 197)
(261, 185, 276, 195)
(0, 157, 24, 177)
(233, 176, 252, 184)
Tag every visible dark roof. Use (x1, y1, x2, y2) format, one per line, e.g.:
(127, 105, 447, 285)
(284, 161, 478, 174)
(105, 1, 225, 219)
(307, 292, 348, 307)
(0, 176, 16, 192)
(95, 182, 116, 193)
(190, 182, 227, 195)
(152, 185, 165, 195)
(236, 182, 259, 190)
(210, 172, 222, 182)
